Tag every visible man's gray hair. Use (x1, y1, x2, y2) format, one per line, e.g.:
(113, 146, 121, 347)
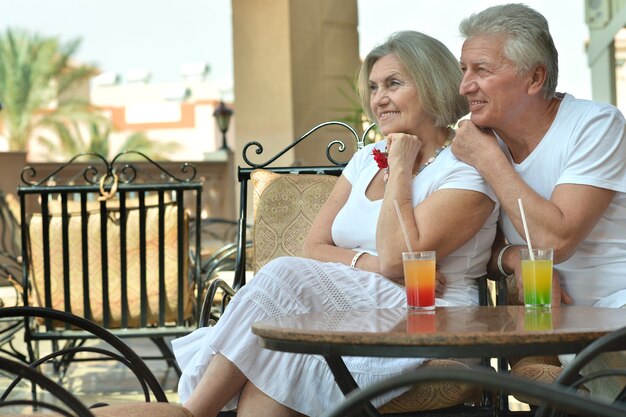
(459, 3, 558, 98)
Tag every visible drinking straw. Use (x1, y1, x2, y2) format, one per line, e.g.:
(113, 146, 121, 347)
(393, 199, 414, 253)
(517, 198, 535, 261)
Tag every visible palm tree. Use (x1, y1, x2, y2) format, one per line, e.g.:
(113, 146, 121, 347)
(39, 118, 180, 160)
(1, 29, 180, 161)
(0, 28, 99, 152)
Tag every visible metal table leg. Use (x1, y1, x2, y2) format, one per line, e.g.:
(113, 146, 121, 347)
(324, 354, 382, 417)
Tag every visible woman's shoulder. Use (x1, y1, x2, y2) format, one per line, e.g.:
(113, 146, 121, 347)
(348, 141, 385, 167)
(436, 147, 480, 176)
(343, 140, 384, 181)
(432, 148, 498, 202)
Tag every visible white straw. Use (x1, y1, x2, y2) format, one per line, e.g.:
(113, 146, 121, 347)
(517, 198, 535, 261)
(393, 199, 414, 253)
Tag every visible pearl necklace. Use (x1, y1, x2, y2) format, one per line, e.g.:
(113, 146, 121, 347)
(382, 133, 453, 185)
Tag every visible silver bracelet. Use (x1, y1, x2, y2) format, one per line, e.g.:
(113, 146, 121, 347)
(350, 251, 366, 268)
(497, 244, 514, 276)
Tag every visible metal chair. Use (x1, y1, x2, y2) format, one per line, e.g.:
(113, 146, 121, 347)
(199, 120, 368, 325)
(0, 306, 194, 417)
(322, 367, 626, 417)
(0, 354, 94, 417)
(17, 151, 203, 376)
(0, 189, 26, 363)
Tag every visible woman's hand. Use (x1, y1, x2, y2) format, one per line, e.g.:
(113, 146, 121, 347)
(386, 133, 422, 174)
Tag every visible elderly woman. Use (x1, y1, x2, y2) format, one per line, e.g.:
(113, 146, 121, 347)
(173, 31, 498, 417)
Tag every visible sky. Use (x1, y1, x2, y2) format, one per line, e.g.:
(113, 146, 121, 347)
(0, 0, 592, 99)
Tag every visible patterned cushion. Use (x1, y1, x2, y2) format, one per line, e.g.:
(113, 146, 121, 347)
(509, 355, 569, 405)
(250, 169, 338, 272)
(28, 201, 192, 328)
(378, 359, 483, 413)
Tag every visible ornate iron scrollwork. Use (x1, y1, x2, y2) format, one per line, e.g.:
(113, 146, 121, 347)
(242, 121, 374, 168)
(20, 151, 197, 186)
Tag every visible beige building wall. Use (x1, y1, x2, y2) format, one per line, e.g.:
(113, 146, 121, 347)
(232, 0, 361, 168)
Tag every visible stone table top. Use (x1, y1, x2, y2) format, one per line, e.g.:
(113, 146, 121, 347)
(252, 306, 626, 358)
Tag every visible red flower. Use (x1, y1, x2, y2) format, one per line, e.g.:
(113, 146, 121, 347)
(372, 148, 388, 169)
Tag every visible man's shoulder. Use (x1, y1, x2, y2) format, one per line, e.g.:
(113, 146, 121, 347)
(561, 92, 623, 116)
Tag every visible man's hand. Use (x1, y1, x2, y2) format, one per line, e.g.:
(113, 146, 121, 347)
(451, 120, 500, 170)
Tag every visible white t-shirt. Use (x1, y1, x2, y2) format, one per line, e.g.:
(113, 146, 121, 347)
(499, 93, 626, 306)
(331, 140, 499, 305)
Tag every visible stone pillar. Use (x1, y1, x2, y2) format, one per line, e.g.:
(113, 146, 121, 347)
(0, 152, 27, 195)
(232, 0, 361, 168)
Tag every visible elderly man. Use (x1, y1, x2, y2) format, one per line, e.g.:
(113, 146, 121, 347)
(451, 3, 626, 400)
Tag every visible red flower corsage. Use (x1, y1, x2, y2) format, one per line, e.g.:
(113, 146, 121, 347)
(372, 148, 388, 169)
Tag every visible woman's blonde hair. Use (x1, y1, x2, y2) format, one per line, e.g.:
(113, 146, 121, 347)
(357, 31, 468, 128)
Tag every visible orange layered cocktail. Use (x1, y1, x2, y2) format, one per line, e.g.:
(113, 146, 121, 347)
(402, 251, 436, 310)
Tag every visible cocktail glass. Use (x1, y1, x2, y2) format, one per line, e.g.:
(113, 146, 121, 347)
(402, 251, 436, 310)
(521, 248, 553, 308)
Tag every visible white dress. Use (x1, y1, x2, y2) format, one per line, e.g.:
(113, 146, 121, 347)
(172, 141, 499, 415)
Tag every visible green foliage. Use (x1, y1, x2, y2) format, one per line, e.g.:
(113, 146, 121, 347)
(0, 28, 98, 151)
(0, 28, 178, 161)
